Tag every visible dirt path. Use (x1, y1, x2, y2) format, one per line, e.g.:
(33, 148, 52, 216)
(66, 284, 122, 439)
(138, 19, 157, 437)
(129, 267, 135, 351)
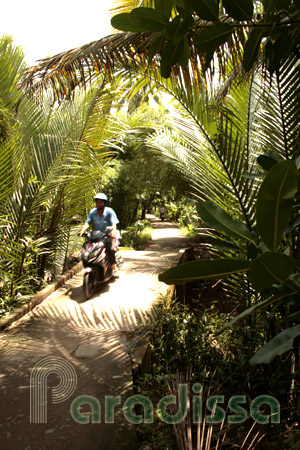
(0, 216, 190, 450)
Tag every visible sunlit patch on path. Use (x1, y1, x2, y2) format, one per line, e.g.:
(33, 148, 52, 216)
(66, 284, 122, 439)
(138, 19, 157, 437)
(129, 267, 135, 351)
(0, 215, 190, 449)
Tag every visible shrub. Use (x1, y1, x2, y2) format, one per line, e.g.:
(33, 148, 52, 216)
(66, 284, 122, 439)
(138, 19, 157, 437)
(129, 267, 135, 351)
(120, 220, 152, 250)
(136, 299, 291, 448)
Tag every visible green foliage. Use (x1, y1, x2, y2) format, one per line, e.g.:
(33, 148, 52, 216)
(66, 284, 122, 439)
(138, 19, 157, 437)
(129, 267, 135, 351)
(0, 37, 144, 311)
(111, 0, 300, 78)
(146, 298, 292, 403)
(0, 235, 49, 315)
(111, 7, 169, 32)
(120, 220, 152, 250)
(147, 36, 300, 366)
(196, 199, 255, 245)
(250, 324, 300, 365)
(176, 204, 201, 240)
(249, 252, 297, 291)
(177, 203, 199, 227)
(160, 258, 250, 284)
(138, 298, 292, 447)
(284, 431, 300, 450)
(223, 0, 253, 20)
(243, 27, 266, 72)
(164, 201, 182, 222)
(149, 300, 233, 374)
(196, 23, 233, 53)
(102, 103, 191, 228)
(189, 0, 219, 21)
(256, 160, 299, 251)
(160, 159, 300, 363)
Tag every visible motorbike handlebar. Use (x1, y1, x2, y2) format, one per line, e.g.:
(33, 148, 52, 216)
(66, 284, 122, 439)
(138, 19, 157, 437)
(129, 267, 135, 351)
(80, 230, 112, 241)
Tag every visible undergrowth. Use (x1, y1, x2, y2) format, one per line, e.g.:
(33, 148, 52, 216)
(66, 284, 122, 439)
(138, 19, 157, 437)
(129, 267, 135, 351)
(120, 220, 152, 250)
(135, 299, 298, 449)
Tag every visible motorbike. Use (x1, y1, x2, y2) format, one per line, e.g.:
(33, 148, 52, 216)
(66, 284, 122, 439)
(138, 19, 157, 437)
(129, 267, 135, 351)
(160, 211, 165, 221)
(80, 229, 122, 299)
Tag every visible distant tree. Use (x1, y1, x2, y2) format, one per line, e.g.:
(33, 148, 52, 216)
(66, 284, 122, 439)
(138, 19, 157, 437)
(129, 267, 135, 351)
(102, 102, 191, 227)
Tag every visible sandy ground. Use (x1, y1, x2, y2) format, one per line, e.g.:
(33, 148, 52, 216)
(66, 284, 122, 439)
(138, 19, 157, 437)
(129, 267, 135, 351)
(0, 216, 190, 450)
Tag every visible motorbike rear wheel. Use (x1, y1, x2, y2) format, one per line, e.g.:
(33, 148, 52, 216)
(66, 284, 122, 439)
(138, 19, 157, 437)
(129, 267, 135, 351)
(83, 270, 96, 299)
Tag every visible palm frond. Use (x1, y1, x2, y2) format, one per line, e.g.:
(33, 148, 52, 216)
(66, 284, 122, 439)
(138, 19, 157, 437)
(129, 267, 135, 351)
(253, 54, 300, 161)
(0, 36, 27, 206)
(1, 67, 143, 295)
(22, 12, 248, 102)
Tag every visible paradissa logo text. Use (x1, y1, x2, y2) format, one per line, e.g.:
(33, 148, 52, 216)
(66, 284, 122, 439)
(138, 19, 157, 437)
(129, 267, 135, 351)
(70, 384, 280, 425)
(30, 357, 280, 425)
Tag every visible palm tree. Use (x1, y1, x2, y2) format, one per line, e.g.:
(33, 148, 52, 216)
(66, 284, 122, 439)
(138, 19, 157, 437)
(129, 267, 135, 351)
(0, 38, 138, 307)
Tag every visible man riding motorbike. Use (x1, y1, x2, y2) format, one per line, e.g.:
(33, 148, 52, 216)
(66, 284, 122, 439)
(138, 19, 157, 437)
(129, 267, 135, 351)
(78, 193, 119, 273)
(159, 205, 165, 221)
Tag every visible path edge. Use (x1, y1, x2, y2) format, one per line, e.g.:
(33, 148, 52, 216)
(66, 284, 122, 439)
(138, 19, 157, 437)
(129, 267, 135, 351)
(130, 246, 191, 381)
(131, 286, 176, 383)
(0, 262, 83, 331)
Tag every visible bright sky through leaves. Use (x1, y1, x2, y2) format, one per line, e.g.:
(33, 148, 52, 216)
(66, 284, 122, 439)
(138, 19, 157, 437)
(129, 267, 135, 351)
(1, 0, 114, 64)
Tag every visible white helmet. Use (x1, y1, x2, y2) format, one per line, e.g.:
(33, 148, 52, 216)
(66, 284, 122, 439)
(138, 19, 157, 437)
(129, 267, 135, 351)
(94, 193, 108, 202)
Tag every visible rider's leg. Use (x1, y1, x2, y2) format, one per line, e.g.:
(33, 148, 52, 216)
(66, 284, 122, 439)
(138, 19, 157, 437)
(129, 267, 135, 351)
(106, 238, 116, 272)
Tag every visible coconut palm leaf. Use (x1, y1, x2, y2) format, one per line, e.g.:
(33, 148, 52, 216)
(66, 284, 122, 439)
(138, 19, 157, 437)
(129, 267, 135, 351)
(143, 70, 258, 225)
(1, 49, 145, 303)
(253, 53, 300, 161)
(115, 68, 259, 303)
(22, 9, 248, 102)
(0, 36, 26, 206)
(26, 0, 300, 103)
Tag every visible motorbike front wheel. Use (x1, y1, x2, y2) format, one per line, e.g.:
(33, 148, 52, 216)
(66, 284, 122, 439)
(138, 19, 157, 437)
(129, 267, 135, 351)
(83, 270, 96, 299)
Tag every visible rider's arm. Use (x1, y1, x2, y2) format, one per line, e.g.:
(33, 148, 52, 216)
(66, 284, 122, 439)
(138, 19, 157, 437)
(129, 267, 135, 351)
(109, 223, 117, 238)
(78, 222, 90, 237)
(107, 208, 119, 238)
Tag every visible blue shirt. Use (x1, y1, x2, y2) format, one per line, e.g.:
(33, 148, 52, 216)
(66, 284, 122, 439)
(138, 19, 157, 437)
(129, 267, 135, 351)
(86, 207, 119, 232)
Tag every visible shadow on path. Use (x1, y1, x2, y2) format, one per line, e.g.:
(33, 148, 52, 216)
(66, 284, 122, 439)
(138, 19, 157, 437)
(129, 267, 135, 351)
(0, 215, 190, 450)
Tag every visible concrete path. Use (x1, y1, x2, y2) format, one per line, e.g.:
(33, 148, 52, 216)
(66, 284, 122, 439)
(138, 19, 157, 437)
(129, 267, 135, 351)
(0, 216, 190, 450)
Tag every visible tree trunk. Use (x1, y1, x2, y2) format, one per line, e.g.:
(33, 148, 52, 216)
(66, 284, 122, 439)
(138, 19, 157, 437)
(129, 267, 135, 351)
(141, 204, 147, 220)
(131, 201, 140, 224)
